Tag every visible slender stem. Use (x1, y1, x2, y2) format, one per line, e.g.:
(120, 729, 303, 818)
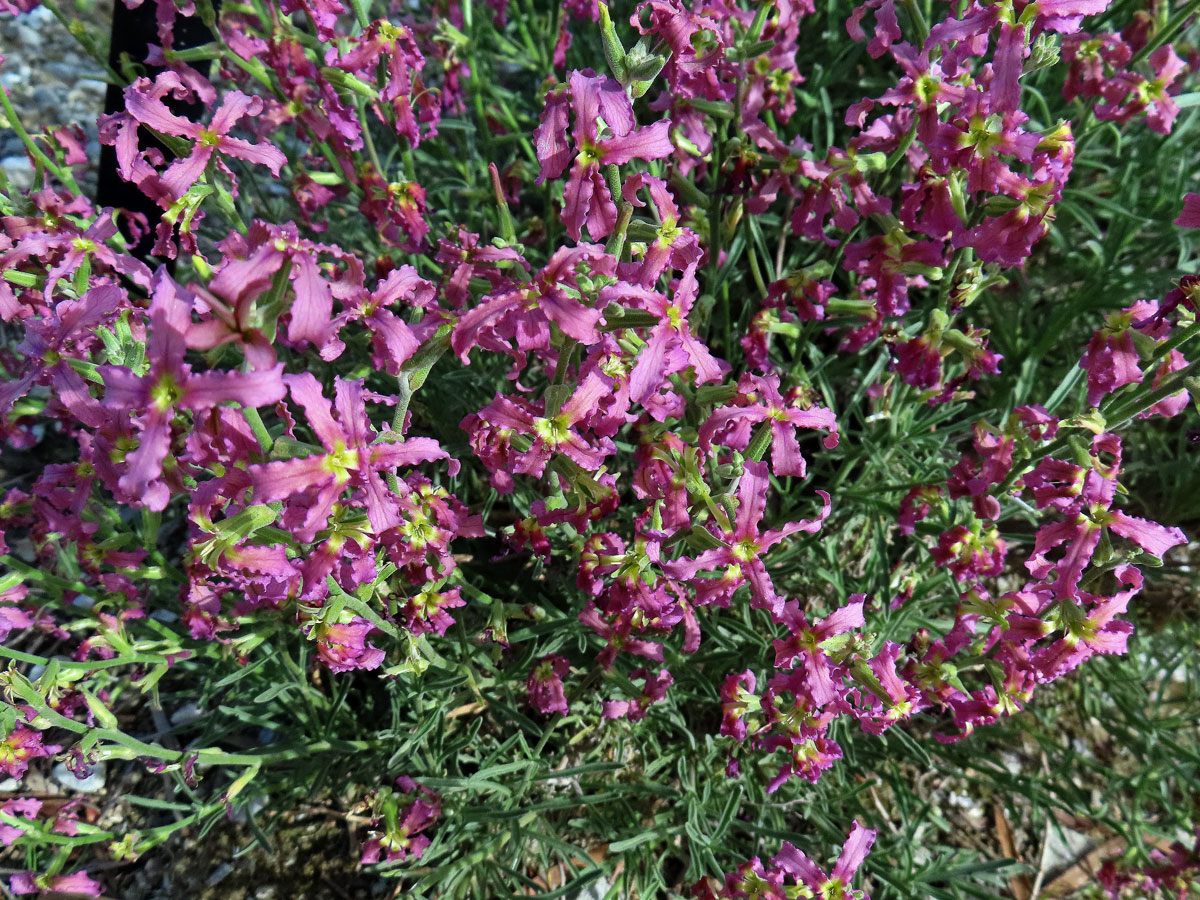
(0, 86, 80, 194)
(244, 405, 275, 453)
(39, 0, 127, 87)
(1129, 0, 1200, 67)
(901, 0, 931, 46)
(357, 100, 384, 178)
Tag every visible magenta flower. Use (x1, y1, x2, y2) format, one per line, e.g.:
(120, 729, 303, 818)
(772, 596, 866, 706)
(719, 670, 760, 742)
(1027, 565, 1142, 681)
(602, 261, 728, 406)
(11, 211, 151, 301)
(701, 373, 839, 479)
(360, 777, 442, 865)
(471, 372, 616, 480)
(0, 798, 41, 847)
(846, 0, 901, 59)
(100, 271, 287, 511)
(672, 462, 830, 618)
(536, 70, 674, 241)
(1177, 193, 1200, 228)
(310, 617, 385, 673)
(10, 871, 103, 898)
(0, 284, 123, 427)
(452, 244, 612, 367)
(1079, 307, 1144, 406)
(771, 820, 877, 900)
(602, 667, 674, 721)
(1027, 436, 1186, 598)
(619, 173, 702, 286)
(0, 728, 60, 780)
(930, 524, 1007, 582)
(251, 374, 455, 542)
(328, 265, 438, 375)
(527, 654, 570, 715)
(124, 73, 287, 200)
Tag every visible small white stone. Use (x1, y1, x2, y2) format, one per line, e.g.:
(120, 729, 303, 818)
(572, 876, 612, 900)
(13, 24, 42, 49)
(52, 761, 106, 793)
(1043, 825, 1092, 871)
(1, 156, 33, 192)
(170, 702, 202, 727)
(206, 863, 233, 887)
(25, 5, 55, 24)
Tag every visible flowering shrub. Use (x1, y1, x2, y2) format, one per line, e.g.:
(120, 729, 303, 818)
(0, 0, 1198, 895)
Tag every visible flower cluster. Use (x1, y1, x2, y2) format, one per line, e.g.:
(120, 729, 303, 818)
(0, 0, 1196, 893)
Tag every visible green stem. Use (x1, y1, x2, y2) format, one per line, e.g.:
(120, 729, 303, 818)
(39, 0, 127, 88)
(244, 404, 275, 453)
(605, 201, 634, 260)
(901, 0, 931, 46)
(1129, 0, 1200, 67)
(0, 86, 80, 194)
(357, 99, 384, 177)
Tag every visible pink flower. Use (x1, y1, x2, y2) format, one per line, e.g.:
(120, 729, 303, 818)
(603, 261, 728, 407)
(719, 670, 759, 742)
(701, 373, 839, 479)
(619, 173, 702, 285)
(250, 374, 455, 542)
(602, 667, 673, 721)
(100, 271, 286, 510)
(846, 0, 901, 59)
(1176, 193, 1200, 229)
(10, 871, 103, 898)
(452, 244, 611, 367)
(931, 524, 1007, 582)
(0, 728, 61, 779)
(1079, 308, 1144, 406)
(1027, 435, 1186, 598)
(328, 265, 438, 375)
(536, 70, 674, 240)
(772, 596, 866, 706)
(360, 777, 442, 865)
(671, 461, 830, 618)
(310, 617, 385, 673)
(124, 73, 286, 200)
(470, 372, 616, 480)
(527, 654, 570, 715)
(0, 798, 41, 847)
(1028, 565, 1142, 681)
(771, 820, 877, 899)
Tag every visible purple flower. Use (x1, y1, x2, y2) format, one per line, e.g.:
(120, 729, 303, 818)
(0, 728, 61, 780)
(472, 372, 616, 480)
(536, 70, 674, 241)
(0, 798, 41, 847)
(311, 617, 385, 673)
(602, 261, 728, 407)
(701, 373, 839, 479)
(124, 73, 287, 200)
(772, 596, 866, 706)
(771, 820, 877, 899)
(672, 462, 830, 618)
(10, 871, 103, 898)
(1177, 193, 1200, 229)
(527, 654, 570, 715)
(251, 374, 455, 542)
(100, 270, 286, 510)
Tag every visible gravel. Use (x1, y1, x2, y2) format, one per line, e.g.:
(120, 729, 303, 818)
(1, 0, 113, 193)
